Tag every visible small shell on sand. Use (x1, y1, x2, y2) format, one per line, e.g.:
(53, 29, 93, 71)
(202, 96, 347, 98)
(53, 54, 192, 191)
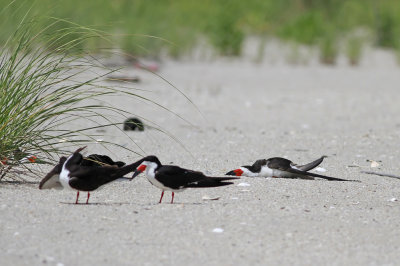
(370, 161, 380, 168)
(315, 167, 327, 172)
(212, 228, 224, 233)
(202, 195, 220, 201)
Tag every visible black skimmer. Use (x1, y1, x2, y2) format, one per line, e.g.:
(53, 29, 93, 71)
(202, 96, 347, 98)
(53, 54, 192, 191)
(131, 155, 238, 203)
(226, 156, 353, 181)
(39, 151, 126, 190)
(39, 147, 144, 204)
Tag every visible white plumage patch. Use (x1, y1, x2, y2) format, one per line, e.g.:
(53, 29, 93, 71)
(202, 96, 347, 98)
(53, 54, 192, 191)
(259, 166, 274, 177)
(241, 167, 259, 177)
(59, 155, 73, 190)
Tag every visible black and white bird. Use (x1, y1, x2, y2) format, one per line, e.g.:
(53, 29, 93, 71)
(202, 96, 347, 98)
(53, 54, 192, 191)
(131, 155, 238, 203)
(39, 148, 126, 191)
(39, 147, 144, 204)
(226, 156, 352, 181)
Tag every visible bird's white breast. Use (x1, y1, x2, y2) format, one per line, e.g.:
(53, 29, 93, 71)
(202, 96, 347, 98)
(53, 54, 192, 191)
(259, 166, 274, 177)
(144, 164, 168, 191)
(59, 156, 73, 190)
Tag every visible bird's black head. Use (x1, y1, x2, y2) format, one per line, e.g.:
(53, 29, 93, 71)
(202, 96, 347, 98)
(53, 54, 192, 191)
(140, 155, 162, 166)
(226, 159, 267, 176)
(64, 147, 86, 169)
(59, 156, 67, 165)
(251, 159, 267, 172)
(131, 155, 162, 179)
(67, 153, 83, 166)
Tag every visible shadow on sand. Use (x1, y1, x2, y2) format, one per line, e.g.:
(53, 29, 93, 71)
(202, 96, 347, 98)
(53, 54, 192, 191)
(1, 180, 39, 185)
(60, 201, 132, 206)
(59, 201, 207, 206)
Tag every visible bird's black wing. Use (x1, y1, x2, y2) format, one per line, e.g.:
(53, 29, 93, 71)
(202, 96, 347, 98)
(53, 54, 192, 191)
(153, 166, 204, 189)
(266, 157, 294, 171)
(68, 157, 146, 190)
(155, 166, 237, 189)
(68, 165, 126, 191)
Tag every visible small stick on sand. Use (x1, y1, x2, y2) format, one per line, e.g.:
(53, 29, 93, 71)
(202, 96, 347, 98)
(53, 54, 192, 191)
(0, 165, 13, 181)
(361, 171, 400, 180)
(105, 76, 140, 83)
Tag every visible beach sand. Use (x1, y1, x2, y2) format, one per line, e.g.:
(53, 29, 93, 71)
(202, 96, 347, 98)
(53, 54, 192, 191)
(2, 51, 400, 265)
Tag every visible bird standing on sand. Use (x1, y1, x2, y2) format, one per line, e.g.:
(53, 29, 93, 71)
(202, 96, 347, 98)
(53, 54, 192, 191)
(226, 156, 353, 181)
(131, 155, 239, 203)
(39, 147, 144, 204)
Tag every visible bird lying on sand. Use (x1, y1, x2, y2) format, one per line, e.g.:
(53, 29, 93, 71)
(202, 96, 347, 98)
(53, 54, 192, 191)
(39, 147, 144, 204)
(131, 155, 239, 203)
(226, 156, 355, 181)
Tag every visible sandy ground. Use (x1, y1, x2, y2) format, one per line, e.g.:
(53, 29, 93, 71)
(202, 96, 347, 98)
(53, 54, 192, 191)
(2, 50, 400, 266)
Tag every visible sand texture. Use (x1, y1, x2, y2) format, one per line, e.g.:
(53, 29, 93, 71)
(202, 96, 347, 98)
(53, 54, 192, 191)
(1, 55, 400, 266)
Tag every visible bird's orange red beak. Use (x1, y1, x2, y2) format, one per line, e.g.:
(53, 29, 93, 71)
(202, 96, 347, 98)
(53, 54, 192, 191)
(225, 169, 243, 176)
(131, 164, 147, 179)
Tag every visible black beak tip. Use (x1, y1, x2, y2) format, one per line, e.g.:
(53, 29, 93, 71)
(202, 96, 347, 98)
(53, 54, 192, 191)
(131, 170, 141, 179)
(225, 170, 235, 176)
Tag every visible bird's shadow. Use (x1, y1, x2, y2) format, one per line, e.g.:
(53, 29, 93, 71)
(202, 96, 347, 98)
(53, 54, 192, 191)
(59, 202, 132, 206)
(59, 201, 207, 206)
(1, 180, 39, 185)
(145, 202, 205, 206)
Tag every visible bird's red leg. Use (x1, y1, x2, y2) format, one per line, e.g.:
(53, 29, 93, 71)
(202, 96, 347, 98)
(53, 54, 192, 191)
(171, 192, 175, 204)
(159, 190, 164, 203)
(86, 192, 90, 204)
(75, 191, 80, 204)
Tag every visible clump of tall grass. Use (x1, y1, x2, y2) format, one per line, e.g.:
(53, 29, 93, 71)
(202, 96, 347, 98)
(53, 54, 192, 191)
(0, 20, 147, 181)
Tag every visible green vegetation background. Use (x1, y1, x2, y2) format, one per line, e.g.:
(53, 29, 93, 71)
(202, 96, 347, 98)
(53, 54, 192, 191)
(1, 0, 400, 63)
